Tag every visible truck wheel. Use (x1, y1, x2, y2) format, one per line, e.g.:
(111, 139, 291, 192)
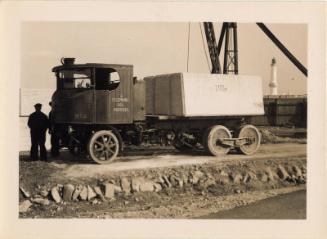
(87, 130, 119, 164)
(237, 125, 261, 155)
(203, 125, 232, 156)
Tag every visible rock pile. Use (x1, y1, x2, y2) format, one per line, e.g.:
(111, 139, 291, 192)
(260, 129, 306, 144)
(19, 162, 306, 213)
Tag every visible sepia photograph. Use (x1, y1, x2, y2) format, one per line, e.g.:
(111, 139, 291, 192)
(18, 21, 308, 219)
(0, 1, 326, 239)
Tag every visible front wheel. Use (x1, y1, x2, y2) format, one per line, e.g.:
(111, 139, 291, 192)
(87, 130, 120, 164)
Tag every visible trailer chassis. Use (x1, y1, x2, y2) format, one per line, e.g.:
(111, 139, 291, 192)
(55, 115, 261, 164)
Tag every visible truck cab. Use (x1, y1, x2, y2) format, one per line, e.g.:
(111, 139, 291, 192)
(51, 58, 134, 125)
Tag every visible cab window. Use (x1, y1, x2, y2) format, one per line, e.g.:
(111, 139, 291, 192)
(95, 68, 120, 91)
(57, 68, 92, 89)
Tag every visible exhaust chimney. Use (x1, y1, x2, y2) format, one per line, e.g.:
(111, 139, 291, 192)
(61, 57, 75, 65)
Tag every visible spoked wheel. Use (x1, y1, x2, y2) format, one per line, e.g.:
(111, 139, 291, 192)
(237, 124, 261, 155)
(87, 130, 120, 164)
(203, 125, 232, 156)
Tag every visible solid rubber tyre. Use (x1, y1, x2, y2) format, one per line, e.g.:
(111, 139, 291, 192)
(203, 125, 232, 156)
(237, 124, 261, 155)
(87, 130, 119, 164)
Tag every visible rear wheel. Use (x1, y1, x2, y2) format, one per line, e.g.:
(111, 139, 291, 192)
(87, 130, 119, 164)
(237, 124, 261, 155)
(203, 125, 232, 156)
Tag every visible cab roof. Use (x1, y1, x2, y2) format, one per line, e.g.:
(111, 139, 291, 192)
(52, 63, 133, 72)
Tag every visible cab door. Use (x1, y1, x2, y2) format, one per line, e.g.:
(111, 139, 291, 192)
(95, 66, 133, 124)
(53, 68, 95, 124)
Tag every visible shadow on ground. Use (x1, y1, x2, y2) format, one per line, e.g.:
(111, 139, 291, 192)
(19, 146, 211, 165)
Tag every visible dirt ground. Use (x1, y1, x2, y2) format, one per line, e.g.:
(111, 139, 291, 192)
(19, 143, 306, 181)
(19, 140, 306, 219)
(21, 186, 306, 219)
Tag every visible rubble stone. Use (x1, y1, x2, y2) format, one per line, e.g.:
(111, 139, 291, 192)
(277, 165, 291, 180)
(121, 177, 131, 194)
(265, 167, 278, 182)
(140, 181, 154, 192)
(232, 173, 243, 184)
(301, 166, 307, 174)
(153, 183, 163, 192)
(168, 175, 179, 187)
(19, 187, 31, 198)
(51, 186, 62, 203)
(292, 165, 303, 178)
(103, 184, 115, 199)
(40, 188, 49, 197)
(56, 206, 63, 212)
(260, 173, 268, 182)
(63, 184, 75, 201)
(87, 185, 97, 201)
(156, 176, 165, 188)
(220, 170, 229, 177)
(79, 186, 88, 201)
(178, 178, 184, 188)
(182, 173, 189, 185)
(131, 177, 143, 192)
(114, 185, 122, 193)
(94, 186, 106, 201)
(91, 199, 101, 205)
(217, 175, 230, 185)
(31, 198, 50, 206)
(162, 176, 172, 188)
(72, 185, 83, 201)
(57, 184, 64, 193)
(234, 189, 241, 194)
(243, 173, 250, 183)
(201, 178, 216, 188)
(190, 170, 204, 184)
(19, 200, 32, 213)
(248, 171, 258, 181)
(169, 175, 184, 188)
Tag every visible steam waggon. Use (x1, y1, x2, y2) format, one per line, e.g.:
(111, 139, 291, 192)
(51, 58, 264, 164)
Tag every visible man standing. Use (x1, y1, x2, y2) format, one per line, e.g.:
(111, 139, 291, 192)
(48, 101, 60, 156)
(28, 103, 49, 161)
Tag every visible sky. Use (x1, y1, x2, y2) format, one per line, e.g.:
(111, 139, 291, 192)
(21, 22, 307, 95)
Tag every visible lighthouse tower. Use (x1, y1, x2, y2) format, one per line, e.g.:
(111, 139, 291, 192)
(269, 58, 278, 95)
